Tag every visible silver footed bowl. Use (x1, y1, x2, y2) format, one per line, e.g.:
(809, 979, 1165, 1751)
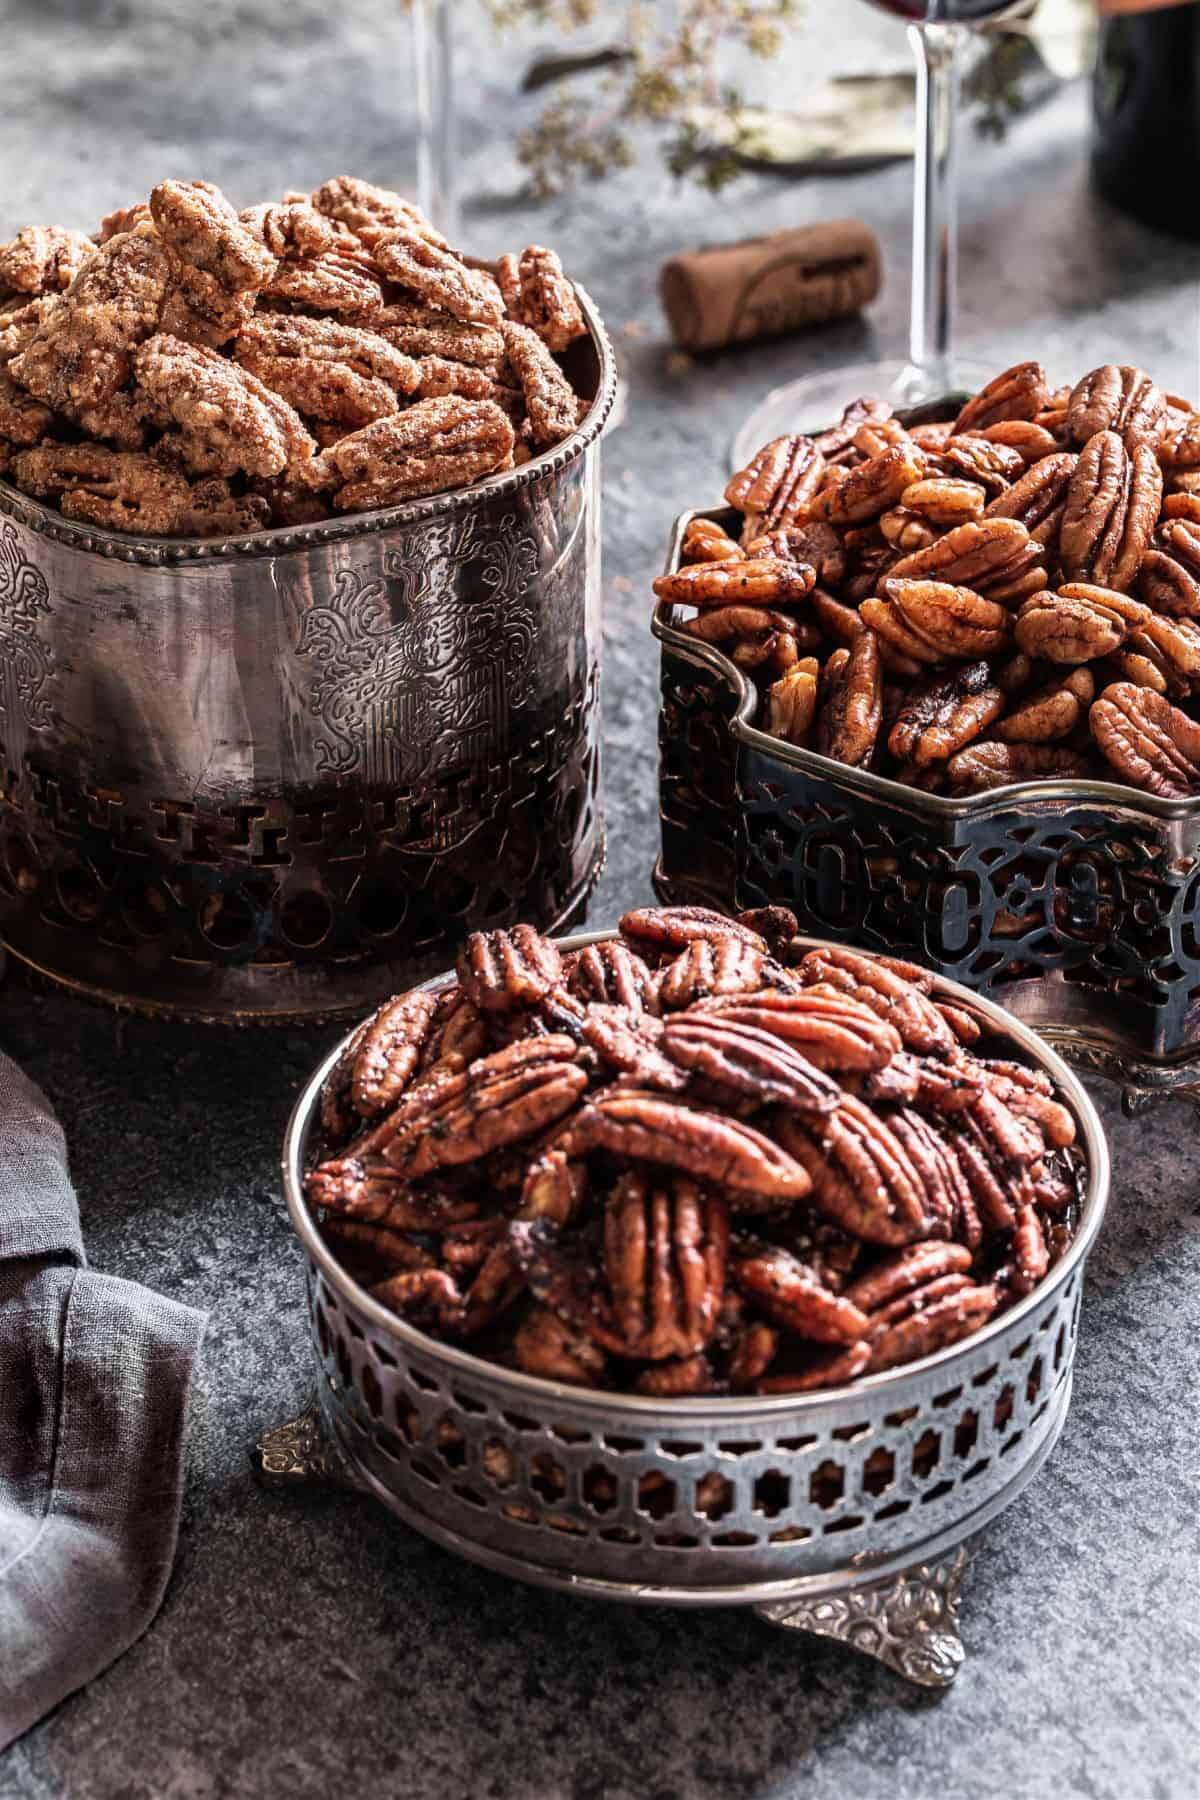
(265, 931, 1109, 1691)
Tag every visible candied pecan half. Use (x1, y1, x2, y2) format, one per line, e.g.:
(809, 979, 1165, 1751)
(682, 516, 743, 563)
(814, 628, 882, 766)
(812, 394, 892, 457)
(658, 937, 768, 1009)
(662, 1014, 841, 1115)
(417, 990, 489, 1081)
(1138, 546, 1200, 620)
(813, 442, 925, 526)
(566, 941, 659, 1014)
(795, 945, 956, 1058)
(381, 1038, 587, 1177)
(887, 516, 1044, 600)
(370, 1268, 463, 1329)
(457, 923, 563, 1014)
(234, 313, 419, 425)
(516, 1150, 589, 1226)
(513, 1306, 607, 1386)
(1009, 1202, 1050, 1297)
(1090, 681, 1200, 798)
(992, 668, 1094, 743)
(635, 1355, 718, 1396)
(984, 450, 1076, 545)
(319, 395, 514, 509)
(1014, 582, 1149, 663)
(861, 579, 1011, 664)
(620, 904, 767, 956)
(901, 476, 986, 526)
(1059, 431, 1161, 591)
(765, 656, 820, 745)
(364, 299, 506, 369)
(976, 1060, 1076, 1148)
(953, 361, 1049, 433)
(747, 521, 846, 587)
(497, 244, 585, 350)
(0, 366, 53, 446)
(878, 506, 937, 553)
(264, 249, 385, 315)
(561, 1091, 812, 1206)
(653, 555, 814, 609)
(683, 602, 803, 645)
(733, 1247, 868, 1344)
(725, 434, 825, 533)
(349, 989, 440, 1119)
(775, 1100, 928, 1246)
(305, 1159, 479, 1229)
(312, 175, 443, 248)
(133, 333, 315, 478)
(938, 435, 1026, 496)
(597, 1170, 728, 1360)
(702, 991, 901, 1072)
(845, 1239, 998, 1371)
(887, 1111, 974, 1239)
(1066, 363, 1165, 450)
(947, 741, 1092, 793)
(373, 228, 504, 325)
(727, 1320, 780, 1387)
(500, 319, 579, 447)
(974, 420, 1061, 464)
(10, 442, 267, 537)
(887, 660, 1005, 767)
(754, 1340, 872, 1393)
(0, 225, 93, 296)
(150, 180, 277, 293)
(843, 1240, 972, 1313)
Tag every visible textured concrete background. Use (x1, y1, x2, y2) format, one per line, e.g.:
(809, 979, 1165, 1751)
(1, 3, 1198, 1795)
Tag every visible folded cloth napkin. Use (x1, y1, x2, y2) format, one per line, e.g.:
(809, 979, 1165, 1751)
(0, 1050, 206, 1750)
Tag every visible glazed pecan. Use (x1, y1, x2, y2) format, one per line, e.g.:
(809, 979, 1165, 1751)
(977, 1060, 1076, 1148)
(516, 1150, 589, 1226)
(652, 555, 815, 609)
(775, 1100, 928, 1246)
(373, 228, 504, 326)
(1014, 583, 1149, 663)
(561, 1091, 812, 1205)
(457, 923, 563, 1013)
(733, 1247, 868, 1344)
(984, 450, 1076, 544)
(381, 1038, 587, 1177)
(703, 990, 901, 1072)
(566, 940, 659, 1014)
(0, 225, 93, 296)
(1009, 1202, 1050, 1297)
(682, 516, 743, 563)
(952, 361, 1049, 433)
(1059, 431, 1161, 591)
(498, 244, 586, 351)
(369, 1268, 463, 1329)
(765, 656, 820, 745)
(1090, 681, 1200, 798)
(580, 1004, 688, 1092)
(513, 1306, 607, 1385)
(947, 741, 1091, 793)
(974, 420, 1061, 464)
(306, 1160, 479, 1229)
(318, 395, 514, 509)
(350, 989, 441, 1119)
(620, 905, 767, 956)
(418, 990, 489, 1080)
(886, 660, 1005, 767)
(661, 1014, 841, 1114)
(1066, 363, 1165, 451)
(846, 1238, 998, 1372)
(133, 333, 315, 478)
(901, 476, 985, 526)
(658, 937, 769, 1009)
(811, 394, 893, 458)
(746, 521, 846, 588)
(794, 945, 956, 1058)
(597, 1170, 728, 1359)
(991, 668, 1094, 743)
(1138, 544, 1200, 619)
(683, 603, 809, 646)
(938, 435, 1026, 496)
(886, 517, 1044, 602)
(812, 442, 925, 526)
(887, 1111, 975, 1241)
(725, 433, 825, 533)
(814, 629, 883, 765)
(878, 507, 937, 554)
(860, 579, 1011, 665)
(754, 1340, 872, 1393)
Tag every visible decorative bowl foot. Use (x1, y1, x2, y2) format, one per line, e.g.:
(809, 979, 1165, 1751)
(253, 1395, 363, 1491)
(753, 1541, 974, 1690)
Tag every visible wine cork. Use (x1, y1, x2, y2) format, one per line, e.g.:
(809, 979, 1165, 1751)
(658, 220, 882, 355)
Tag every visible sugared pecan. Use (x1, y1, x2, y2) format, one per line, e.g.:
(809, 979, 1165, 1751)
(814, 628, 882, 765)
(887, 660, 1006, 767)
(1014, 582, 1149, 663)
(1066, 363, 1165, 450)
(566, 940, 659, 1014)
(456, 923, 563, 1014)
(681, 515, 743, 563)
(947, 741, 1092, 793)
(418, 990, 489, 1080)
(620, 905, 767, 956)
(765, 656, 820, 745)
(1090, 681, 1200, 798)
(991, 667, 1094, 743)
(1059, 431, 1161, 591)
(860, 579, 1011, 664)
(661, 1014, 841, 1115)
(953, 361, 1049, 433)
(561, 1091, 812, 1206)
(733, 1247, 868, 1344)
(597, 1170, 728, 1359)
(725, 433, 825, 533)
(794, 944, 956, 1057)
(658, 936, 769, 1009)
(652, 556, 815, 609)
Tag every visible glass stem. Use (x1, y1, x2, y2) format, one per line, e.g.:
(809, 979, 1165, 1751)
(413, 0, 457, 238)
(908, 21, 967, 391)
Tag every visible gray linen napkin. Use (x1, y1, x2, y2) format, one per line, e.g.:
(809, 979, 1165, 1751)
(0, 1051, 206, 1749)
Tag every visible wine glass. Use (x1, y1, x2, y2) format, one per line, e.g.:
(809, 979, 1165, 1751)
(732, 0, 1037, 466)
(412, 0, 457, 238)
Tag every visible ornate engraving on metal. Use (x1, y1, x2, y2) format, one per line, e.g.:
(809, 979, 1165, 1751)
(269, 935, 1109, 1685)
(0, 286, 615, 1022)
(654, 503, 1200, 1080)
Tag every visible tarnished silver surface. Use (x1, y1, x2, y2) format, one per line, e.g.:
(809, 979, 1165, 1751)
(654, 499, 1200, 1083)
(267, 930, 1108, 1684)
(0, 293, 616, 1023)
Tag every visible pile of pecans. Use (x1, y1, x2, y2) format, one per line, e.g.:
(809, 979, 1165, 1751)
(306, 906, 1081, 1397)
(0, 177, 589, 536)
(654, 362, 1200, 799)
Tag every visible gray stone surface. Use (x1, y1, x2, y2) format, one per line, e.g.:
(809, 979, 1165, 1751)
(1, 4, 1198, 1795)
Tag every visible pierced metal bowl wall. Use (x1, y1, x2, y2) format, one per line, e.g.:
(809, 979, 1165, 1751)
(280, 932, 1108, 1616)
(0, 292, 615, 1024)
(654, 506, 1200, 1100)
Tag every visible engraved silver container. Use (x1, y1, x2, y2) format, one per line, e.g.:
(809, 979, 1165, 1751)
(259, 931, 1109, 1690)
(654, 504, 1200, 1111)
(0, 292, 615, 1023)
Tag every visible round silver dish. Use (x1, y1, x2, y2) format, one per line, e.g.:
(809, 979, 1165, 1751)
(260, 931, 1109, 1689)
(0, 292, 616, 1024)
(654, 504, 1200, 1111)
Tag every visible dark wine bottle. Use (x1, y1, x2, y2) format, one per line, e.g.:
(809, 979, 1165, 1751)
(1093, 0, 1200, 240)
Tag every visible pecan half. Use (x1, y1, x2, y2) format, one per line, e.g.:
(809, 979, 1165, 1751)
(860, 579, 1011, 664)
(814, 628, 883, 765)
(620, 905, 767, 956)
(373, 228, 504, 325)
(775, 1100, 928, 1246)
(938, 436, 1026, 496)
(662, 1014, 841, 1114)
(500, 244, 585, 351)
(1009, 1202, 1050, 1297)
(1059, 431, 1161, 591)
(746, 521, 845, 587)
(318, 395, 514, 509)
(1090, 681, 1200, 798)
(500, 318, 580, 447)
(901, 476, 985, 526)
(725, 433, 825, 532)
(953, 361, 1049, 433)
(1137, 547, 1200, 620)
(984, 450, 1076, 544)
(682, 516, 743, 563)
(566, 941, 659, 1014)
(887, 660, 1005, 767)
(457, 923, 563, 1014)
(658, 937, 768, 1009)
(754, 1340, 872, 1392)
(1014, 582, 1149, 663)
(513, 1306, 607, 1385)
(794, 945, 956, 1058)
(652, 556, 815, 609)
(974, 420, 1061, 464)
(812, 442, 925, 526)
(580, 1005, 688, 1092)
(1066, 363, 1165, 450)
(381, 1037, 587, 1175)
(700, 990, 901, 1073)
(991, 667, 1094, 743)
(733, 1247, 868, 1344)
(350, 989, 440, 1119)
(598, 1170, 728, 1359)
(887, 516, 1044, 601)
(765, 656, 820, 745)
(562, 1091, 812, 1205)
(947, 741, 1092, 793)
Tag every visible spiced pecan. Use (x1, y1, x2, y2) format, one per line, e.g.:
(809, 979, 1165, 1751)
(939, 435, 1026, 496)
(652, 556, 815, 609)
(775, 1101, 928, 1246)
(513, 1306, 607, 1385)
(886, 661, 1005, 767)
(953, 361, 1049, 434)
(812, 442, 925, 526)
(811, 395, 893, 457)
(754, 1340, 872, 1392)
(1066, 363, 1165, 451)
(733, 1247, 868, 1344)
(661, 1014, 841, 1115)
(683, 603, 806, 645)
(369, 1268, 463, 1329)
(746, 521, 846, 587)
(1009, 1202, 1050, 1297)
(975, 420, 1061, 464)
(501, 244, 586, 351)
(349, 989, 440, 1119)
(457, 923, 563, 1014)
(566, 941, 659, 1014)
(765, 656, 820, 745)
(878, 507, 937, 553)
(984, 450, 1076, 545)
(794, 945, 956, 1057)
(500, 318, 579, 447)
(860, 579, 1011, 664)
(1014, 582, 1149, 663)
(946, 741, 1092, 794)
(1090, 681, 1200, 798)
(814, 628, 882, 765)
(1137, 547, 1200, 620)
(682, 515, 743, 563)
(580, 1005, 688, 1092)
(1059, 431, 1161, 591)
(725, 433, 825, 533)
(886, 516, 1044, 601)
(596, 1171, 728, 1359)
(991, 668, 1094, 743)
(658, 936, 769, 1009)
(380, 1037, 587, 1176)
(620, 905, 767, 956)
(902, 476, 986, 526)
(562, 1091, 812, 1205)
(700, 990, 901, 1073)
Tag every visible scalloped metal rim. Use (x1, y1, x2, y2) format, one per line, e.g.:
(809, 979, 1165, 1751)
(0, 284, 617, 566)
(281, 928, 1110, 1423)
(653, 502, 1200, 821)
